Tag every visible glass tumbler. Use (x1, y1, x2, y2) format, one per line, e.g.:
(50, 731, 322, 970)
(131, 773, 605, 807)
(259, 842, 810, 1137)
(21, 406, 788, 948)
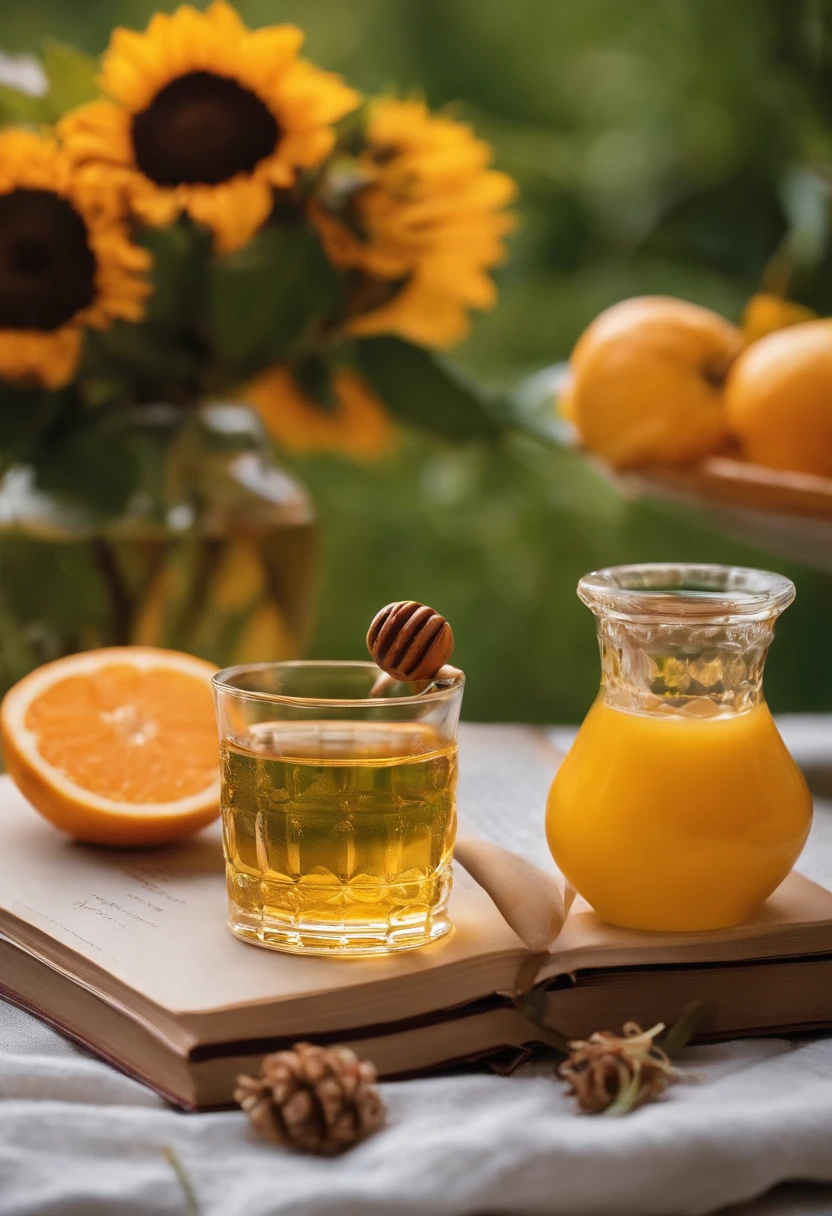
(546, 563, 812, 932)
(213, 660, 464, 955)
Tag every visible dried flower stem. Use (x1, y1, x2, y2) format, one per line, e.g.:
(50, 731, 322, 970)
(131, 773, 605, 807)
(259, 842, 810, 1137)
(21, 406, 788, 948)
(162, 1146, 199, 1216)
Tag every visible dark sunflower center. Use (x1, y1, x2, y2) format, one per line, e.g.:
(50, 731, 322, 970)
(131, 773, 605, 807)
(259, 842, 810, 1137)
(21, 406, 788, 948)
(132, 71, 280, 186)
(371, 143, 402, 167)
(0, 189, 96, 332)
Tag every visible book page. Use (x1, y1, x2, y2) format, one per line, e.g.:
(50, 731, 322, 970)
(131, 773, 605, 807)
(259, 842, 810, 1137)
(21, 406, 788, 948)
(542, 869, 832, 981)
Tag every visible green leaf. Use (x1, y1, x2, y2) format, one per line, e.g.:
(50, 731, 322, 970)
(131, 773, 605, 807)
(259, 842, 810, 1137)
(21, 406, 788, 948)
(34, 425, 141, 518)
(0, 536, 105, 649)
(0, 385, 61, 467)
(292, 354, 339, 413)
(41, 41, 100, 116)
(140, 221, 211, 330)
(658, 1001, 717, 1058)
(85, 322, 170, 376)
(208, 219, 342, 379)
(354, 337, 502, 441)
(0, 84, 50, 128)
(80, 223, 211, 403)
(512, 985, 571, 1055)
(82, 321, 203, 402)
(0, 42, 99, 129)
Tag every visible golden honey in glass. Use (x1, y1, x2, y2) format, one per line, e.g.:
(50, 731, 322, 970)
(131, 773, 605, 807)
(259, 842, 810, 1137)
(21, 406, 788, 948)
(213, 661, 463, 955)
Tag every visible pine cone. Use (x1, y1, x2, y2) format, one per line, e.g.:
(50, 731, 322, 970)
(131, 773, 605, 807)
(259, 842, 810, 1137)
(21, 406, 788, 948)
(234, 1043, 386, 1155)
(558, 1022, 678, 1115)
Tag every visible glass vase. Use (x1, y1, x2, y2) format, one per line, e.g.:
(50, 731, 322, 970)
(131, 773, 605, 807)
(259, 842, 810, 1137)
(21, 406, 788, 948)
(0, 404, 317, 694)
(546, 563, 812, 931)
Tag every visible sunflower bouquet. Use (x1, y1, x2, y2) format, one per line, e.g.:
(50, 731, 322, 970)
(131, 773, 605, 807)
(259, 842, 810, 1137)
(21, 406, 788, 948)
(0, 0, 517, 514)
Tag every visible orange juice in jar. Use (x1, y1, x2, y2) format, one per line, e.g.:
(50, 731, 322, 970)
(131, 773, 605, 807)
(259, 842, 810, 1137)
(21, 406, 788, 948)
(546, 564, 812, 931)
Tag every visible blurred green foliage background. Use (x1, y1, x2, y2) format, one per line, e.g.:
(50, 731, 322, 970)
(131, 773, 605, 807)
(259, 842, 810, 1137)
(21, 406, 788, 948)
(3, 0, 832, 721)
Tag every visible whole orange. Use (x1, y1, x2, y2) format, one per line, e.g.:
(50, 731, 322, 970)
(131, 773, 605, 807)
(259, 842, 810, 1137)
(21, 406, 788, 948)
(569, 296, 743, 469)
(725, 320, 832, 478)
(740, 293, 816, 345)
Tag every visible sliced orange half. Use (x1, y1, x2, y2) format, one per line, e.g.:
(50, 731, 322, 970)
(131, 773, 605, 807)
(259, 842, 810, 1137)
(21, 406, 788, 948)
(1, 647, 220, 846)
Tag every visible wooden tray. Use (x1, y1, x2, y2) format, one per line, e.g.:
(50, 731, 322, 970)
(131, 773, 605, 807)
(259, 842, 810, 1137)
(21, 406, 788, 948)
(598, 457, 832, 573)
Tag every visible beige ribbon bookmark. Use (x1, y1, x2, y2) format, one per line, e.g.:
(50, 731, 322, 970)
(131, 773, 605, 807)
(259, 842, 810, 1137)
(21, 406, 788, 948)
(454, 837, 576, 954)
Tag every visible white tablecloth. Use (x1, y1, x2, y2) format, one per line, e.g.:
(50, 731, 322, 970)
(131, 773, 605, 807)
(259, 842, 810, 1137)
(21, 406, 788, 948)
(2, 717, 832, 1216)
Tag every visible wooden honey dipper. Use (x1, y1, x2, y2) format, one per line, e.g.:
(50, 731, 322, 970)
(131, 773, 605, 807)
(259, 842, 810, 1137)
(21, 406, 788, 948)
(366, 600, 458, 696)
(366, 599, 575, 950)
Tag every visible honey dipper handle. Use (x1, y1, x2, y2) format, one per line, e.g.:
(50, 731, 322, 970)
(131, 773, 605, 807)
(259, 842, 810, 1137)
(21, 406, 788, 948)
(369, 664, 461, 699)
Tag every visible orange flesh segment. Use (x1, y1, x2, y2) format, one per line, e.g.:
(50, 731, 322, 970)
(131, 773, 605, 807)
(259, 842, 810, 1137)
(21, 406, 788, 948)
(24, 665, 218, 804)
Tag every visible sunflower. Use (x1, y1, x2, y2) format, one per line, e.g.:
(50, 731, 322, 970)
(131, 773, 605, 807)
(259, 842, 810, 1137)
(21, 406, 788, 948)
(311, 98, 517, 348)
(245, 365, 394, 461)
(0, 129, 151, 389)
(59, 1, 360, 255)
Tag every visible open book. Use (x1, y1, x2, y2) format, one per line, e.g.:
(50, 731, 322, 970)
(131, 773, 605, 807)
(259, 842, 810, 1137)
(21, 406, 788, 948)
(1, 723, 831, 1110)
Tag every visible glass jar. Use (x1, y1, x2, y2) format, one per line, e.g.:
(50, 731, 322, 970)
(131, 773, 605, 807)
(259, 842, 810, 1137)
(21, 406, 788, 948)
(546, 563, 812, 931)
(0, 404, 317, 694)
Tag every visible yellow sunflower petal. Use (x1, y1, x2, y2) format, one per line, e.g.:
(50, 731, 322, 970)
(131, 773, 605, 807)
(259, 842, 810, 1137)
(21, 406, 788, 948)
(58, 101, 134, 164)
(311, 95, 515, 349)
(0, 328, 83, 390)
(187, 177, 273, 254)
(276, 59, 360, 129)
(205, 0, 248, 39)
(63, 3, 360, 252)
(245, 366, 395, 460)
(104, 27, 173, 110)
(348, 281, 472, 348)
(0, 128, 149, 388)
(131, 192, 182, 228)
(239, 25, 305, 91)
(277, 127, 337, 170)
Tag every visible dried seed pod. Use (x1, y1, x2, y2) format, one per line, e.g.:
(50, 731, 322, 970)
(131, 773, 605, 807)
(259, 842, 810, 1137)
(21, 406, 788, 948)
(367, 601, 454, 682)
(557, 1022, 679, 1115)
